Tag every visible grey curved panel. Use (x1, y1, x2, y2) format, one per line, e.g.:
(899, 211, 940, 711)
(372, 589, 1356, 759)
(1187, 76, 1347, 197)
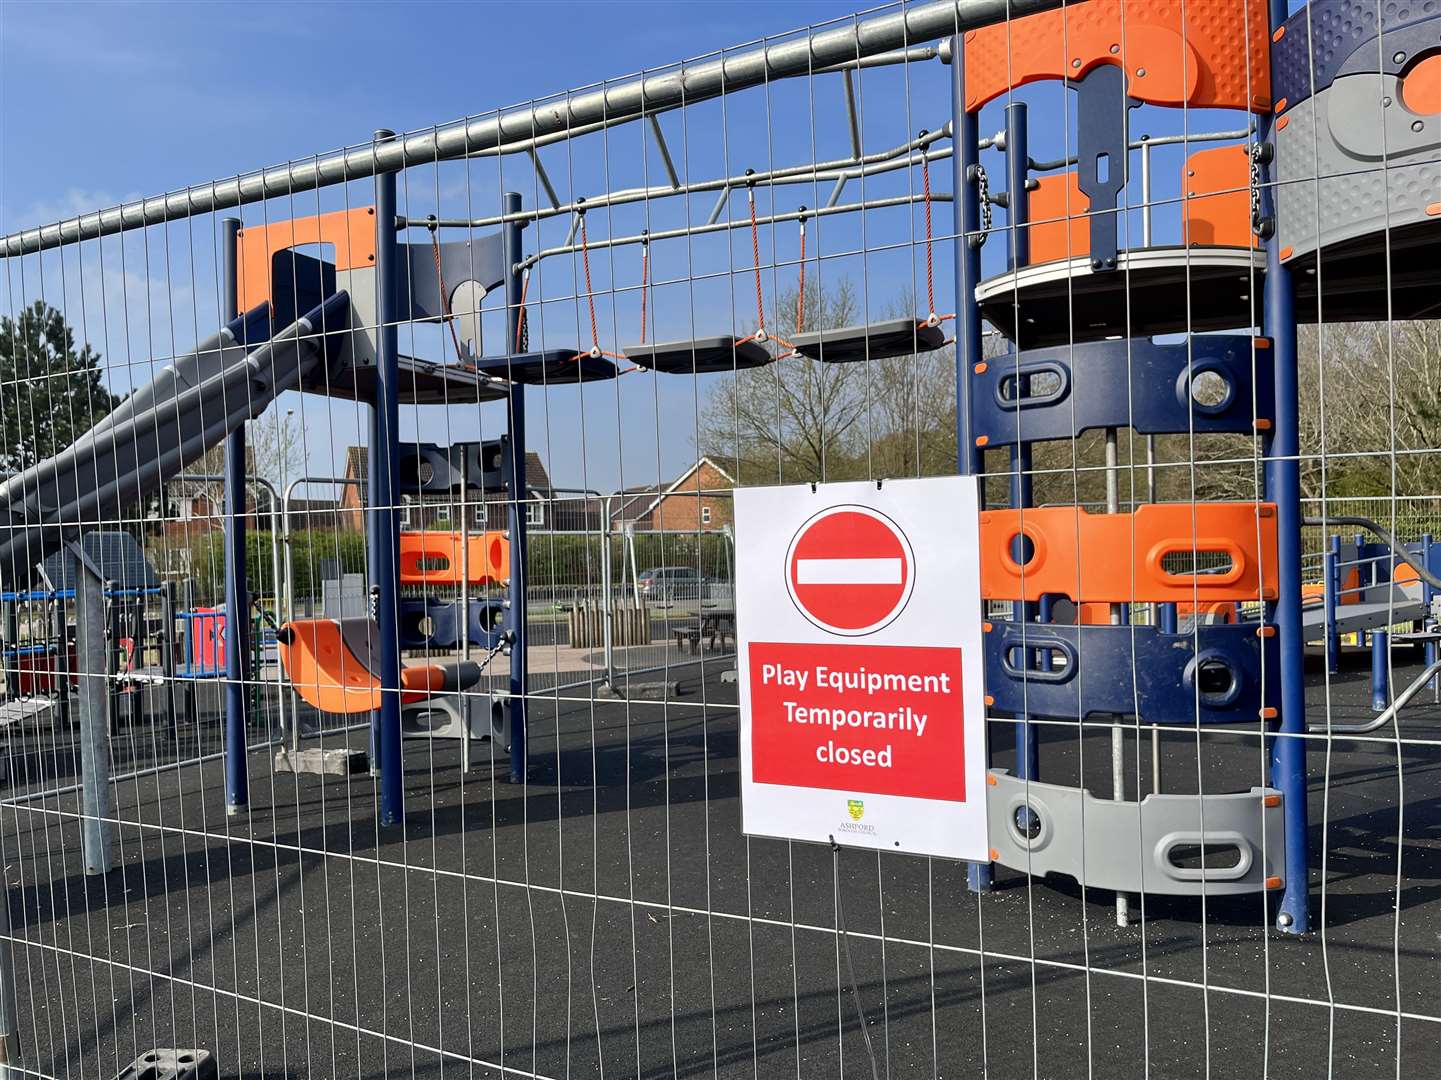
(1275, 77, 1439, 263)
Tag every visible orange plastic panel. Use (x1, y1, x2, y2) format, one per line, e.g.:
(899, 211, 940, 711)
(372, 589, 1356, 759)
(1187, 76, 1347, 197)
(963, 0, 1271, 113)
(1027, 172, 1090, 265)
(980, 503, 1279, 604)
(236, 206, 377, 315)
(400, 665, 448, 693)
(399, 530, 510, 586)
(1182, 145, 1257, 248)
(1400, 53, 1441, 116)
(278, 619, 381, 715)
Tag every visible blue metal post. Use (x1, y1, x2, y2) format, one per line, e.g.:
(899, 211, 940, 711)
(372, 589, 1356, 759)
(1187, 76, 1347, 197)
(503, 191, 528, 785)
(1004, 102, 1039, 785)
(1325, 535, 1341, 674)
(1423, 534, 1436, 691)
(1005, 102, 1030, 272)
(1262, 0, 1310, 934)
(1370, 629, 1389, 712)
(372, 130, 404, 827)
(220, 217, 249, 815)
(1159, 603, 1178, 635)
(952, 35, 991, 893)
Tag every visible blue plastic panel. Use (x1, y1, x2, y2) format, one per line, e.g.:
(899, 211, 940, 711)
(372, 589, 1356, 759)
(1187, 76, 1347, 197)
(397, 440, 506, 495)
(1272, 1, 1436, 107)
(984, 620, 1281, 725)
(398, 597, 505, 651)
(971, 336, 1274, 446)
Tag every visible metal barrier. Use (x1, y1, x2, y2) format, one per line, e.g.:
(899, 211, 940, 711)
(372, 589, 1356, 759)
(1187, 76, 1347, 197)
(1, 0, 1438, 1076)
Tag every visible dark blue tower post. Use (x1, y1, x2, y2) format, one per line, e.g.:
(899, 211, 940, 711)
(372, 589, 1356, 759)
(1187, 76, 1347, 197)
(372, 130, 405, 827)
(1422, 534, 1436, 691)
(220, 217, 250, 816)
(503, 190, 528, 785)
(1261, 0, 1309, 935)
(1325, 534, 1342, 674)
(1003, 101, 1040, 784)
(952, 34, 991, 893)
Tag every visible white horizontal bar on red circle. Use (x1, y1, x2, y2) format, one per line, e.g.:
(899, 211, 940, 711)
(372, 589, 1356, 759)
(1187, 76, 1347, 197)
(795, 557, 903, 586)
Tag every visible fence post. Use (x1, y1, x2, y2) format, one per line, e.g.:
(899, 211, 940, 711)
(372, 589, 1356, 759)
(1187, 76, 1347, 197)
(372, 129, 405, 827)
(1325, 535, 1341, 674)
(601, 523, 615, 687)
(951, 30, 992, 896)
(503, 190, 529, 785)
(220, 215, 250, 815)
(72, 548, 114, 875)
(0, 849, 17, 1080)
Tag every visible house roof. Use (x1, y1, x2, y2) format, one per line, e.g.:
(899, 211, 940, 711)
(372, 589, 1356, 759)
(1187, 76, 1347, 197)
(610, 458, 735, 524)
(345, 445, 552, 491)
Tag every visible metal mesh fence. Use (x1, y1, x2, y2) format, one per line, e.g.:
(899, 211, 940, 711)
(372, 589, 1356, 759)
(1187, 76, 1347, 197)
(1, 0, 1438, 1077)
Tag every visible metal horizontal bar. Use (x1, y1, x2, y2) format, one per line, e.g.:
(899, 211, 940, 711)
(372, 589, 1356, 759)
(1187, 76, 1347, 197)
(519, 189, 951, 270)
(1, 0, 1063, 258)
(408, 126, 952, 233)
(1028, 128, 1253, 173)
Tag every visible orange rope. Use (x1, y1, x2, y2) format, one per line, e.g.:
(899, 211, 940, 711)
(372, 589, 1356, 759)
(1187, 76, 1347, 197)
(428, 223, 466, 360)
(515, 268, 530, 352)
(579, 214, 602, 351)
(571, 210, 627, 364)
(747, 183, 766, 335)
(921, 146, 936, 323)
(796, 209, 807, 335)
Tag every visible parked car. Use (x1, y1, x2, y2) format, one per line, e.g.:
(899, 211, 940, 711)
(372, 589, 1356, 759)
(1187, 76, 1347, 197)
(636, 566, 708, 603)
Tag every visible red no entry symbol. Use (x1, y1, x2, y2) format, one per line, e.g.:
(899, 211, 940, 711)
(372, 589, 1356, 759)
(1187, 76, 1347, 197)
(785, 505, 915, 635)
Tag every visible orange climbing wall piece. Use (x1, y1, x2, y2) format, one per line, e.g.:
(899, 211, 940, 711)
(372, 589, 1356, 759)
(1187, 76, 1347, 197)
(236, 206, 377, 315)
(1023, 144, 1255, 264)
(398, 530, 510, 586)
(1181, 145, 1258, 248)
(963, 0, 1271, 113)
(1027, 172, 1091, 265)
(980, 503, 1279, 603)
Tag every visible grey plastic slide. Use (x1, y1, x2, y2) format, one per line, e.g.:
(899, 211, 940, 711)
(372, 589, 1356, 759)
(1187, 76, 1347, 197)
(0, 291, 350, 585)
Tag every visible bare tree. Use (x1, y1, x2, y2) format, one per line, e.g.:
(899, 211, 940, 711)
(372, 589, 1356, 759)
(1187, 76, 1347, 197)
(698, 279, 870, 483)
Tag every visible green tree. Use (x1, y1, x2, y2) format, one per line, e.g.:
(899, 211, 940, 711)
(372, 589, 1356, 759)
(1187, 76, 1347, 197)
(0, 300, 117, 473)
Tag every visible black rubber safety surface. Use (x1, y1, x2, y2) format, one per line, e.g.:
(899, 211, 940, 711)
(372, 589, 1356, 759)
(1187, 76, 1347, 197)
(5, 646, 1439, 1078)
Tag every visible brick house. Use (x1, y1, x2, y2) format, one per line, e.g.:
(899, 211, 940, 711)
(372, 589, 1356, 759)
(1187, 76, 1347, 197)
(609, 458, 735, 533)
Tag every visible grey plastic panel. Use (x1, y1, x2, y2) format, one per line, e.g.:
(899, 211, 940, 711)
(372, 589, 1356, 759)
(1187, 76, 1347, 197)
(1276, 77, 1440, 262)
(401, 694, 504, 741)
(988, 769, 1286, 896)
(790, 318, 946, 363)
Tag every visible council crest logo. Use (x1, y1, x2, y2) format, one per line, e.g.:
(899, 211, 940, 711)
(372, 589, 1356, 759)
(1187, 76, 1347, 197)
(847, 799, 865, 821)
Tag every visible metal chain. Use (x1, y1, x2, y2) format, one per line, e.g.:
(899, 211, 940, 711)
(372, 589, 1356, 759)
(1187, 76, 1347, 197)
(1248, 140, 1274, 239)
(969, 163, 992, 249)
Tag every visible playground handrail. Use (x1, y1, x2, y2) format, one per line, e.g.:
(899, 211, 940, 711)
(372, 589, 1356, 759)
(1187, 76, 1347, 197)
(1304, 515, 1441, 590)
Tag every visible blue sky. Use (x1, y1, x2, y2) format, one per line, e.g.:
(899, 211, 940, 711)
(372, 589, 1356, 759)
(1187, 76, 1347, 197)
(2, 0, 1258, 496)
